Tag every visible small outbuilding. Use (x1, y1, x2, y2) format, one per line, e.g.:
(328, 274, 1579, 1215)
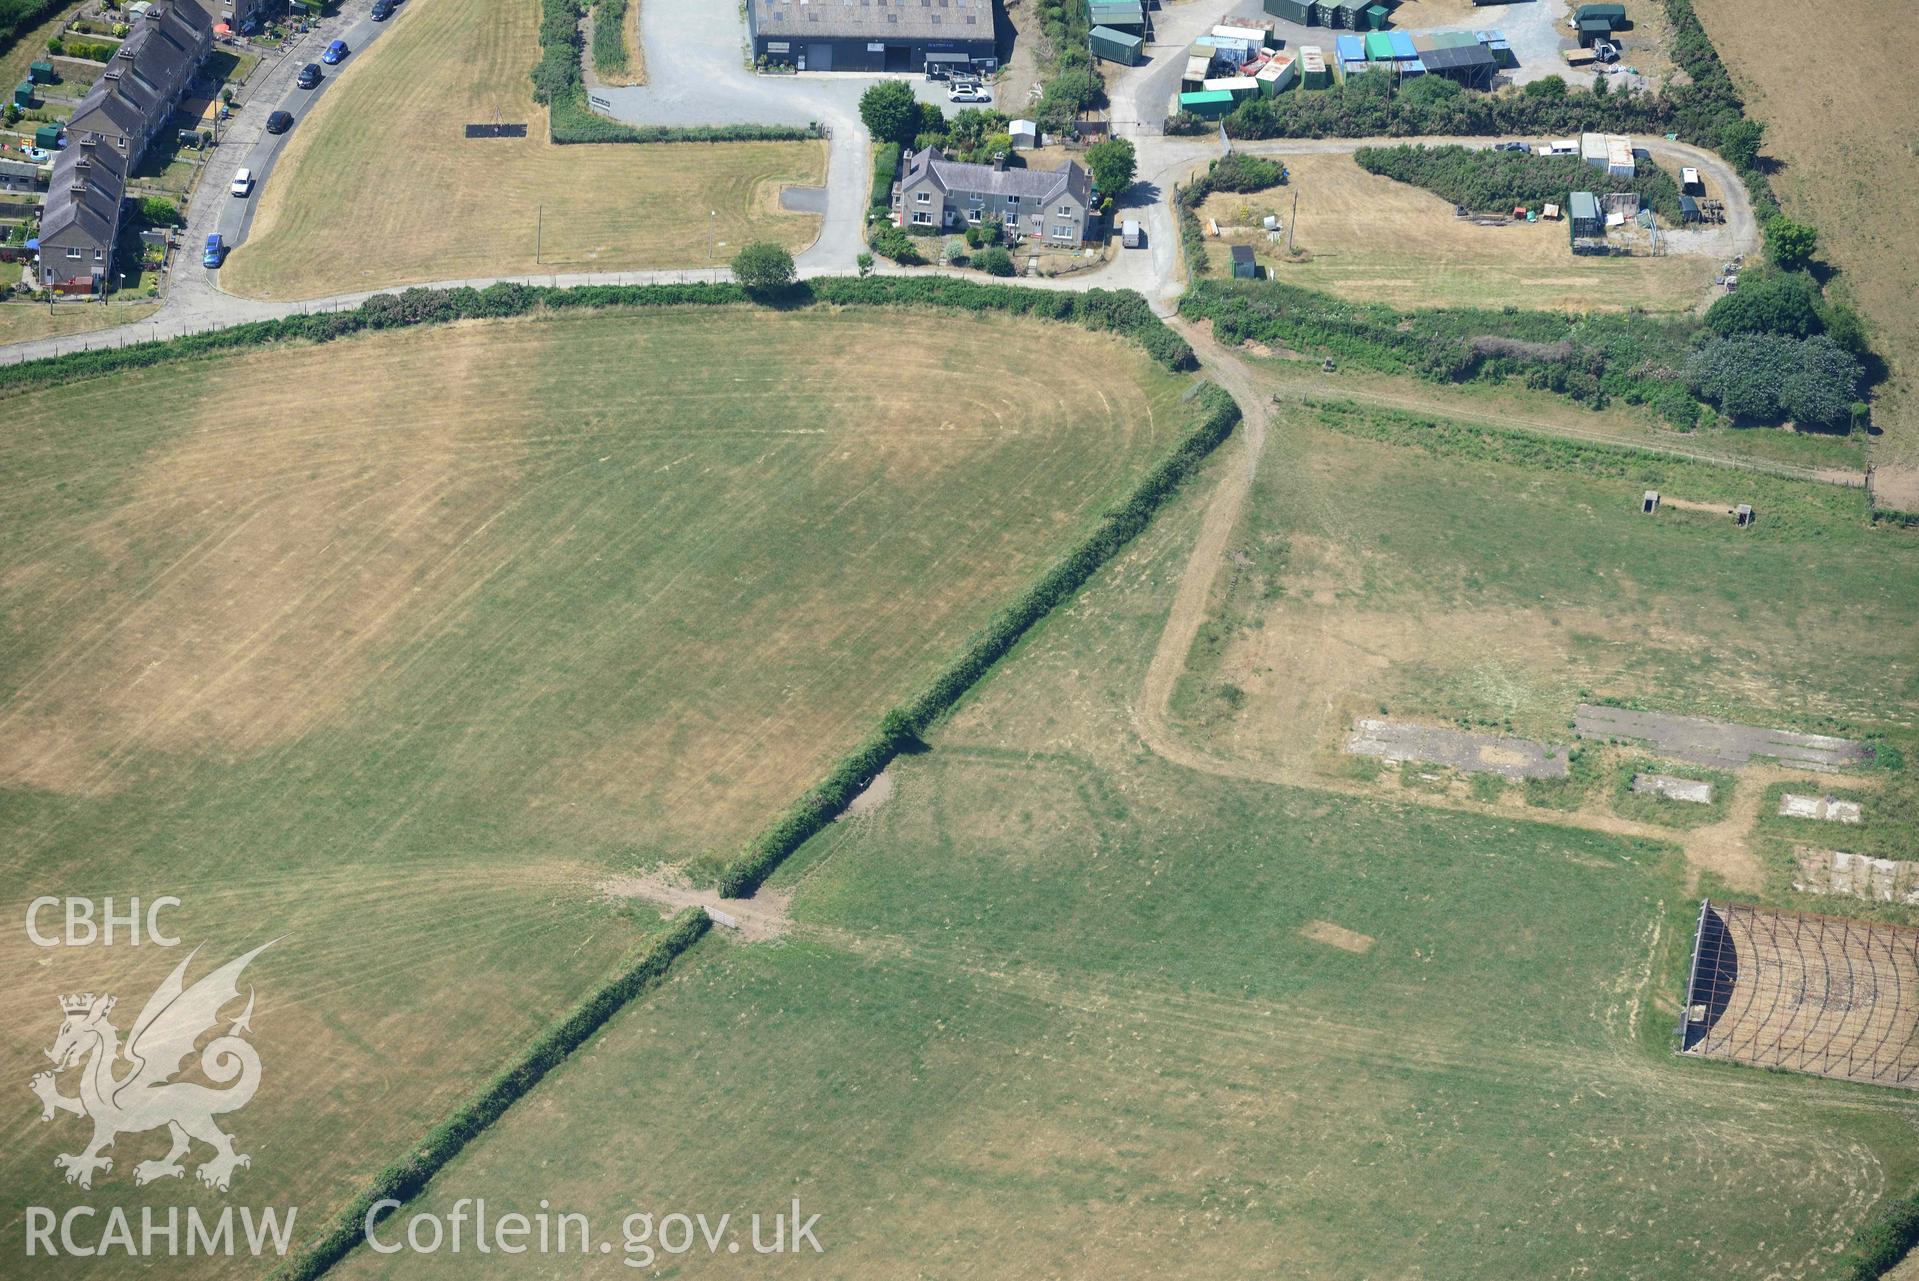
(1568, 190, 1602, 237)
(1090, 26, 1143, 64)
(1230, 244, 1258, 278)
(1009, 119, 1039, 150)
(1177, 89, 1237, 119)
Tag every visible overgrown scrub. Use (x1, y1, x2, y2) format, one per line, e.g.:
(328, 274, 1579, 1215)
(718, 383, 1241, 897)
(1181, 278, 1704, 425)
(870, 142, 901, 216)
(590, 0, 631, 79)
(269, 909, 710, 1281)
(1356, 143, 1683, 221)
(532, 0, 814, 144)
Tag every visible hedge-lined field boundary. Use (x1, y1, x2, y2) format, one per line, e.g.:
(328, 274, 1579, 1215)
(270, 908, 710, 1281)
(1844, 1191, 1919, 1281)
(532, 0, 817, 144)
(0, 279, 1195, 394)
(717, 381, 1242, 897)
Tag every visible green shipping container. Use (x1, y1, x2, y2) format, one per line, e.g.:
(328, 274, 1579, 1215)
(13, 81, 33, 108)
(1177, 90, 1236, 119)
(1363, 30, 1394, 58)
(1264, 0, 1313, 23)
(1089, 2, 1146, 29)
(34, 123, 61, 149)
(1089, 25, 1143, 65)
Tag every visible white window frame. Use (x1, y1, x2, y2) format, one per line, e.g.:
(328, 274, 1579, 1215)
(65, 247, 82, 259)
(911, 211, 934, 226)
(914, 190, 931, 204)
(966, 208, 982, 223)
(1058, 203, 1073, 215)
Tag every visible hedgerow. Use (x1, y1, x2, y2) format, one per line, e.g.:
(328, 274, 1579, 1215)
(532, 0, 816, 144)
(1842, 1191, 1919, 1281)
(1355, 143, 1683, 221)
(719, 383, 1241, 897)
(1180, 278, 1705, 425)
(270, 909, 710, 1281)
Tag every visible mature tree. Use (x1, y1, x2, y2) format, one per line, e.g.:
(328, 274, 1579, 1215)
(1765, 215, 1818, 270)
(1687, 332, 1859, 428)
(731, 241, 796, 296)
(858, 81, 919, 147)
(1704, 271, 1822, 338)
(1084, 138, 1138, 199)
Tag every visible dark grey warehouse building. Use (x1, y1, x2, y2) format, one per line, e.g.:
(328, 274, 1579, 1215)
(747, 0, 998, 74)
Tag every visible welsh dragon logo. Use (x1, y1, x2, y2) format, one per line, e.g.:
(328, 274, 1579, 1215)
(29, 941, 274, 1193)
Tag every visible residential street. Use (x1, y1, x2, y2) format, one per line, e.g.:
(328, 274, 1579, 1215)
(0, 0, 1759, 367)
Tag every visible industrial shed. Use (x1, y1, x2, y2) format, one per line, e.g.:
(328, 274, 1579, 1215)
(1417, 41, 1495, 87)
(748, 0, 997, 73)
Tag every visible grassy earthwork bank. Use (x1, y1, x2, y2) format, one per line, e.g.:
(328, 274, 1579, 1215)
(0, 300, 1190, 1275)
(224, 0, 824, 300)
(328, 417, 1919, 1280)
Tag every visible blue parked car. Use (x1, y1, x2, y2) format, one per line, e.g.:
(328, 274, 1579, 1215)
(203, 233, 224, 268)
(322, 39, 348, 64)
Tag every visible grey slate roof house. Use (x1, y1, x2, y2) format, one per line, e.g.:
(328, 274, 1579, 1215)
(893, 147, 1093, 245)
(67, 0, 213, 167)
(747, 0, 996, 74)
(38, 1, 210, 291)
(38, 139, 128, 287)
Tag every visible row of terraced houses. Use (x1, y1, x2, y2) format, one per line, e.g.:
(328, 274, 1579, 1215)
(37, 0, 212, 290)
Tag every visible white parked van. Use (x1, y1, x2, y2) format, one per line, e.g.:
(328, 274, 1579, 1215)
(230, 167, 253, 197)
(1122, 219, 1142, 248)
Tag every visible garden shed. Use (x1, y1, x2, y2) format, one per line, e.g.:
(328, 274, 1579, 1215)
(1231, 244, 1258, 278)
(1568, 190, 1602, 237)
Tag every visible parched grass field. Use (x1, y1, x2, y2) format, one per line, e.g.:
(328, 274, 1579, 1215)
(0, 300, 160, 346)
(1695, 0, 1919, 507)
(0, 303, 1186, 1272)
(335, 435, 1919, 1280)
(1199, 154, 1716, 313)
(1174, 399, 1918, 763)
(224, 0, 824, 300)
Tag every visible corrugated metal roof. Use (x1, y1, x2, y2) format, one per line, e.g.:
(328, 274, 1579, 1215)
(1569, 191, 1601, 219)
(752, 0, 993, 41)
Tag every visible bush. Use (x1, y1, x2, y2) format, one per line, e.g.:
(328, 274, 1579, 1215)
(869, 141, 900, 214)
(1764, 215, 1818, 270)
(718, 384, 1239, 897)
(868, 224, 923, 264)
(974, 246, 1014, 276)
(270, 910, 710, 1281)
(135, 195, 182, 227)
(731, 241, 796, 296)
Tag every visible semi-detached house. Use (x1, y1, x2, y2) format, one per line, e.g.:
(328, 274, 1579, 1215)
(39, 0, 211, 289)
(893, 147, 1092, 246)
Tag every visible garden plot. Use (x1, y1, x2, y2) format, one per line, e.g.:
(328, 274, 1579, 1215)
(1793, 848, 1919, 907)
(1632, 772, 1713, 804)
(1779, 792, 1863, 823)
(1575, 705, 1871, 772)
(1344, 716, 1569, 780)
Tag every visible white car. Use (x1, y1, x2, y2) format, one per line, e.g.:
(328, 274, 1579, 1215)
(947, 85, 990, 104)
(230, 167, 253, 197)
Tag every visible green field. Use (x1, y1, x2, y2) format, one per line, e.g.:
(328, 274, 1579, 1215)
(332, 431, 1919, 1279)
(0, 303, 1187, 1271)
